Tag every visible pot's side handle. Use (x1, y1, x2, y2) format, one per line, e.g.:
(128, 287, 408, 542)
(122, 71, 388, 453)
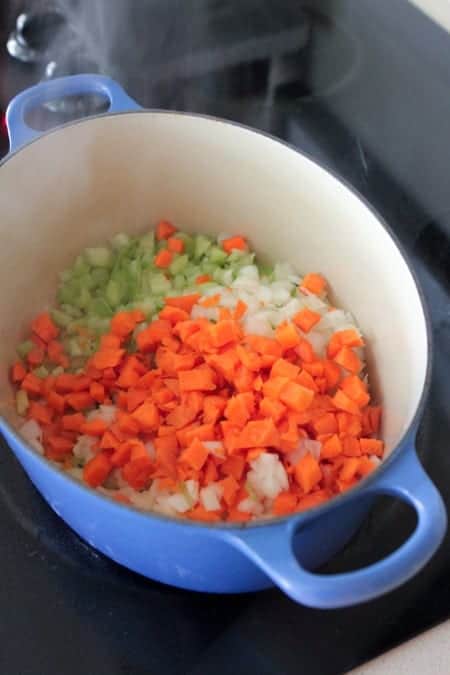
(6, 74, 141, 152)
(224, 448, 446, 608)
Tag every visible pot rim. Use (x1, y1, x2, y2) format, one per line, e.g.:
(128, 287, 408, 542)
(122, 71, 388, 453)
(0, 108, 433, 531)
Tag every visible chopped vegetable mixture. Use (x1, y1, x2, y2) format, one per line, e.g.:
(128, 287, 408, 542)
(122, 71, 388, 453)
(11, 222, 383, 522)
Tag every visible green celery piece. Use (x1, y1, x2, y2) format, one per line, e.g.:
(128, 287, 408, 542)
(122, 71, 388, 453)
(200, 261, 216, 276)
(84, 247, 113, 268)
(57, 282, 79, 306)
(17, 340, 33, 359)
(73, 255, 90, 276)
(91, 268, 110, 288)
(173, 274, 186, 291)
(169, 254, 188, 276)
(179, 233, 195, 257)
(60, 303, 83, 319)
(86, 317, 110, 335)
(212, 268, 225, 284)
(150, 273, 171, 295)
(140, 232, 155, 253)
(208, 245, 228, 265)
(106, 279, 123, 308)
(33, 365, 49, 379)
(111, 232, 130, 249)
(89, 297, 113, 318)
(59, 269, 72, 283)
(75, 285, 91, 309)
(130, 298, 155, 316)
(51, 309, 72, 328)
(68, 338, 83, 357)
(16, 390, 29, 416)
(194, 234, 212, 260)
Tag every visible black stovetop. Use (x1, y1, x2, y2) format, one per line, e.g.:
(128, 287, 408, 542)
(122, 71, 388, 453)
(1, 2, 450, 674)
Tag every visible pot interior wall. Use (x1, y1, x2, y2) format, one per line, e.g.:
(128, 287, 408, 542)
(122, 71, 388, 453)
(0, 113, 427, 453)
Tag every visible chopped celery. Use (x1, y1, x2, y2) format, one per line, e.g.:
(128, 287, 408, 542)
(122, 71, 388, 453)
(73, 255, 90, 276)
(89, 297, 112, 318)
(173, 274, 186, 291)
(140, 232, 155, 253)
(178, 233, 195, 257)
(51, 309, 72, 328)
(208, 245, 228, 265)
(105, 279, 123, 308)
(150, 273, 171, 295)
(33, 365, 49, 378)
(68, 338, 83, 357)
(169, 254, 188, 276)
(75, 285, 91, 310)
(17, 340, 33, 359)
(59, 269, 72, 283)
(111, 232, 130, 249)
(84, 247, 113, 268)
(60, 304, 83, 319)
(194, 234, 212, 260)
(90, 268, 110, 287)
(130, 299, 155, 316)
(16, 390, 29, 416)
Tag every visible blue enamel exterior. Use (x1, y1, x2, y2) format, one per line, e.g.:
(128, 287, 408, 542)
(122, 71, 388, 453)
(2, 74, 446, 608)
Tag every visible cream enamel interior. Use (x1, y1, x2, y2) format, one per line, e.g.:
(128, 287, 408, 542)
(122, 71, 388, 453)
(0, 112, 428, 455)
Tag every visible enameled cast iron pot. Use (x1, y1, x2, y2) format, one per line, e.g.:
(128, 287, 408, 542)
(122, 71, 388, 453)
(0, 75, 446, 608)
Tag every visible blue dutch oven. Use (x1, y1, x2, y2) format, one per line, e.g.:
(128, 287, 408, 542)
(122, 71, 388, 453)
(0, 74, 446, 608)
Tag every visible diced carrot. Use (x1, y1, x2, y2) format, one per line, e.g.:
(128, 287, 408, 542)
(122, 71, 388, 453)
(203, 458, 218, 485)
(199, 293, 220, 308)
(340, 375, 370, 407)
(234, 299, 248, 320)
(47, 340, 68, 367)
(235, 418, 279, 449)
(136, 319, 172, 352)
(323, 360, 341, 390)
(327, 329, 364, 358)
(187, 505, 222, 522)
(221, 236, 247, 253)
(21, 372, 42, 396)
(122, 455, 154, 490)
(260, 397, 286, 424)
(303, 361, 324, 377)
(167, 237, 185, 253)
(340, 458, 361, 482)
(82, 452, 112, 487)
(178, 367, 216, 392)
(154, 249, 173, 268)
(165, 294, 201, 313)
(65, 392, 95, 411)
(321, 434, 343, 459)
(301, 273, 327, 296)
(31, 312, 59, 343)
(221, 475, 240, 506)
(111, 310, 145, 338)
(334, 347, 362, 374)
(295, 337, 316, 363)
(331, 390, 360, 416)
(275, 322, 301, 349)
(262, 376, 290, 399)
(90, 348, 125, 370)
(273, 492, 298, 516)
(180, 438, 209, 471)
(11, 361, 27, 383)
(178, 423, 216, 446)
(212, 320, 241, 348)
(279, 381, 314, 413)
(224, 393, 254, 428)
(358, 456, 377, 477)
(116, 356, 143, 389)
(81, 418, 108, 437)
(292, 308, 321, 333)
(62, 413, 85, 432)
(312, 412, 338, 435)
(100, 430, 120, 450)
(46, 436, 74, 459)
(342, 436, 361, 457)
(294, 453, 322, 493)
(100, 334, 122, 350)
(47, 390, 65, 414)
(297, 369, 318, 392)
(227, 508, 251, 522)
(359, 438, 384, 457)
(114, 493, 131, 505)
(220, 455, 245, 481)
(156, 220, 177, 240)
(90, 381, 105, 403)
(28, 402, 53, 425)
(159, 305, 189, 325)
(27, 346, 45, 366)
(297, 490, 329, 511)
(195, 274, 212, 285)
(270, 358, 300, 379)
(131, 401, 159, 433)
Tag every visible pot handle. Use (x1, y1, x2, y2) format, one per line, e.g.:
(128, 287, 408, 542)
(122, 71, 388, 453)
(225, 448, 446, 608)
(6, 74, 142, 152)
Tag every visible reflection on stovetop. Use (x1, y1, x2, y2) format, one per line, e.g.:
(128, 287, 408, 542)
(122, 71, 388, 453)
(1, 2, 450, 675)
